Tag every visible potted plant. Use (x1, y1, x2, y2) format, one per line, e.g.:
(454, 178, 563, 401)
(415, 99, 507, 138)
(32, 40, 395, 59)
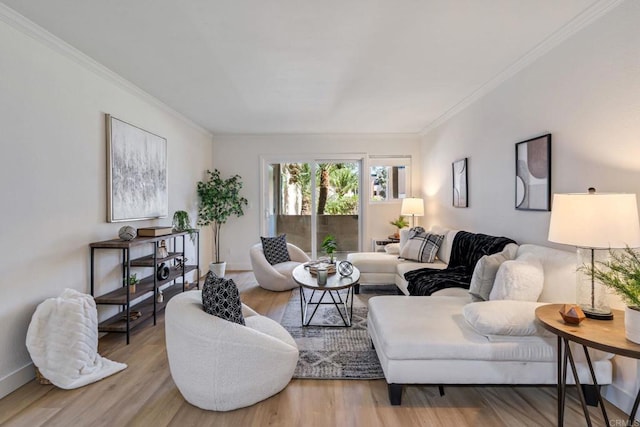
(583, 247, 640, 343)
(127, 273, 139, 294)
(321, 234, 338, 263)
(389, 216, 409, 238)
(197, 169, 248, 277)
(172, 210, 197, 243)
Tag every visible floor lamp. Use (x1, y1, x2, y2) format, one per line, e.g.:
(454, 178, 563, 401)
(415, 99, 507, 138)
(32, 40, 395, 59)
(548, 189, 640, 319)
(401, 197, 424, 228)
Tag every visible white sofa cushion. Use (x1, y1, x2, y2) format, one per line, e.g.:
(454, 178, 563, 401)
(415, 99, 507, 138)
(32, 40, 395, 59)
(428, 227, 459, 264)
(347, 252, 399, 274)
(517, 244, 577, 303)
(385, 243, 400, 254)
(490, 253, 544, 301)
(368, 296, 556, 362)
(468, 243, 518, 302)
(463, 300, 550, 336)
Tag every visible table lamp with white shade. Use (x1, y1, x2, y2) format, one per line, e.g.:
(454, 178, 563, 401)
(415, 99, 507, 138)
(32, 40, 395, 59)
(548, 188, 640, 319)
(401, 197, 424, 228)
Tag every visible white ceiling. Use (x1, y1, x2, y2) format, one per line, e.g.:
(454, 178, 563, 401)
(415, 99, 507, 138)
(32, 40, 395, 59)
(2, 0, 612, 134)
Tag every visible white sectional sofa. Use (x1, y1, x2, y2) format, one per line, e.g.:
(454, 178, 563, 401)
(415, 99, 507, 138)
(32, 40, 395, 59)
(348, 226, 464, 295)
(365, 239, 614, 405)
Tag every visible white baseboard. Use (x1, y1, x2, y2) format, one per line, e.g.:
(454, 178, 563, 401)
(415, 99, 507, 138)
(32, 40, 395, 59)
(604, 383, 639, 423)
(0, 363, 34, 399)
(226, 263, 252, 272)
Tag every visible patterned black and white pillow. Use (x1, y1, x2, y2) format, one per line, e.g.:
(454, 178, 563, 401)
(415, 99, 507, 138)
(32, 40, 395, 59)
(202, 271, 245, 325)
(261, 234, 291, 265)
(400, 230, 444, 263)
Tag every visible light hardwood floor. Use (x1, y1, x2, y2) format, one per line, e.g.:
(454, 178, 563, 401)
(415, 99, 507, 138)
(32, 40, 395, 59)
(0, 271, 629, 426)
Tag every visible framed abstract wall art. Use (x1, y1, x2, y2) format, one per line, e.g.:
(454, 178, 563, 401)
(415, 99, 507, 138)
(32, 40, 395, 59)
(515, 134, 551, 211)
(106, 114, 168, 222)
(452, 157, 468, 208)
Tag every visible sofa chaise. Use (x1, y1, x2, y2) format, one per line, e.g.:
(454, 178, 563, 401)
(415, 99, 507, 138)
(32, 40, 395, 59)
(366, 241, 613, 405)
(347, 226, 514, 295)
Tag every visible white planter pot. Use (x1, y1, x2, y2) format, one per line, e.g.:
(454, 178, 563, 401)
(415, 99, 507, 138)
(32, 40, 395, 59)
(625, 306, 640, 344)
(209, 261, 227, 278)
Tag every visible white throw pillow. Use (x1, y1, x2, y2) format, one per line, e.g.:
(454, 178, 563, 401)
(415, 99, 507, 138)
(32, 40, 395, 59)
(489, 253, 544, 301)
(468, 243, 518, 302)
(384, 243, 400, 254)
(463, 300, 551, 336)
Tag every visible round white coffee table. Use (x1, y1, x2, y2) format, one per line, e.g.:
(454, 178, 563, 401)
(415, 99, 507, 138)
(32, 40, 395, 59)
(292, 263, 360, 327)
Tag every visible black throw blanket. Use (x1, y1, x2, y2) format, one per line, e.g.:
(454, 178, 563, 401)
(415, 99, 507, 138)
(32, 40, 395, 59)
(405, 231, 516, 296)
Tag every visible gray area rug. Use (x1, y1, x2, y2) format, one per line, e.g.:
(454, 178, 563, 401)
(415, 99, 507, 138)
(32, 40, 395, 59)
(280, 285, 397, 380)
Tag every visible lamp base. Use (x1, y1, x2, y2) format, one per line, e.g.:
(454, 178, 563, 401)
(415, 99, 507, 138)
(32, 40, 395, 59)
(581, 305, 614, 320)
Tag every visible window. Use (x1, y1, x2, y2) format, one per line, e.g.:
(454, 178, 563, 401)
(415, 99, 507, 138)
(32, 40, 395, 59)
(369, 156, 411, 202)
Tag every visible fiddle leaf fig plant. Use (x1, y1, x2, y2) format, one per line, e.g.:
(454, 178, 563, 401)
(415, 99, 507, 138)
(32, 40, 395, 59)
(197, 169, 248, 264)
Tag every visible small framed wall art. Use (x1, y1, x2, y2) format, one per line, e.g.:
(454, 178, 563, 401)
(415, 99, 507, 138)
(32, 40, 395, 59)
(106, 114, 168, 222)
(452, 157, 468, 208)
(515, 134, 551, 211)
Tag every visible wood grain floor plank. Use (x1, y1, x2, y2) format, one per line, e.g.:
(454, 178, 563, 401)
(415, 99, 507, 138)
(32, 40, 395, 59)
(0, 270, 631, 426)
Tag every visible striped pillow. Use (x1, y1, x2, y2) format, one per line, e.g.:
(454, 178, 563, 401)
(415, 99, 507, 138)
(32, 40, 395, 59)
(400, 231, 444, 263)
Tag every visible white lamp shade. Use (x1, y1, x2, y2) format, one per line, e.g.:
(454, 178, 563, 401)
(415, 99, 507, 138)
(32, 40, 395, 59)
(548, 193, 640, 248)
(401, 198, 424, 217)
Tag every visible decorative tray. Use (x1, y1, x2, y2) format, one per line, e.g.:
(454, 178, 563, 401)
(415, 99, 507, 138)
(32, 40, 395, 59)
(304, 260, 336, 275)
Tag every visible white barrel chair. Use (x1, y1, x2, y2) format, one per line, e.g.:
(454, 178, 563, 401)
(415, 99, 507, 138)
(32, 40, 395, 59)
(165, 291, 298, 411)
(249, 243, 310, 291)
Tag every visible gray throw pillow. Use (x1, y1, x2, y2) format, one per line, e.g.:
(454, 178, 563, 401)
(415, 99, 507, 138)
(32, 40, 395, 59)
(261, 234, 291, 265)
(399, 230, 444, 263)
(202, 271, 245, 325)
(468, 244, 518, 302)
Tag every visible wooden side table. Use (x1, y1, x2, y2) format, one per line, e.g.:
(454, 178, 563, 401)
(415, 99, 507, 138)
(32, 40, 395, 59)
(536, 304, 640, 426)
(371, 236, 400, 252)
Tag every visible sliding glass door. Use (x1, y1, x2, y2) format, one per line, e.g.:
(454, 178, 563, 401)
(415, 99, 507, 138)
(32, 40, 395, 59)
(262, 158, 362, 259)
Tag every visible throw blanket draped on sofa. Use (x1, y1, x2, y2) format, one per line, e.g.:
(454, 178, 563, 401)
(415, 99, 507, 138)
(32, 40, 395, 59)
(405, 231, 516, 296)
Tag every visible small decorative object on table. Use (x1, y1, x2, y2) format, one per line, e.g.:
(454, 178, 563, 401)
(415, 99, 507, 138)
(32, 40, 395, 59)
(157, 263, 170, 281)
(127, 273, 139, 293)
(305, 260, 336, 275)
(157, 289, 164, 303)
(316, 267, 328, 285)
(338, 260, 354, 277)
(118, 225, 136, 241)
(121, 310, 142, 321)
(559, 304, 585, 325)
(158, 240, 169, 258)
(174, 257, 188, 270)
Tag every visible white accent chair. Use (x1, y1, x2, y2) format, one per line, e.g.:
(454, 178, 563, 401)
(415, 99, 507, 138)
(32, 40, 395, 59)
(165, 291, 299, 411)
(250, 243, 310, 291)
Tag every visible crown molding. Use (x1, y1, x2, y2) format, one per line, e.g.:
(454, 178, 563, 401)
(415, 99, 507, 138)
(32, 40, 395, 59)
(0, 3, 212, 138)
(420, 0, 625, 136)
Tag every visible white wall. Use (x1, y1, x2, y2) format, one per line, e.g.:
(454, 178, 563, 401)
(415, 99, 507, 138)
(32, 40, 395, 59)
(212, 134, 421, 269)
(0, 16, 213, 397)
(421, 0, 640, 415)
